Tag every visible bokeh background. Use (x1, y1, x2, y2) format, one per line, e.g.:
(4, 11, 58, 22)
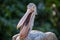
(0, 0, 60, 40)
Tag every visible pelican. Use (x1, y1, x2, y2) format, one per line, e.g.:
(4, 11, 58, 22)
(17, 3, 37, 40)
(12, 3, 58, 40)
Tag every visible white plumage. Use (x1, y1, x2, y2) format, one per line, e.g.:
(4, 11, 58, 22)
(12, 30, 58, 40)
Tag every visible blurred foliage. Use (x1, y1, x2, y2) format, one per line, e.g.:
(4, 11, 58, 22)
(0, 0, 60, 40)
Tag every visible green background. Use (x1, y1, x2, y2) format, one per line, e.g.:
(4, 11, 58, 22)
(0, 0, 60, 40)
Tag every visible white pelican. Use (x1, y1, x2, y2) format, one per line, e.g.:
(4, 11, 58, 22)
(12, 3, 58, 40)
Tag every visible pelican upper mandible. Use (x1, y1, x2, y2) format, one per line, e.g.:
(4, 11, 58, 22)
(16, 3, 37, 40)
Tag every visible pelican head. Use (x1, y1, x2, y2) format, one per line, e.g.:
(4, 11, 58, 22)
(17, 3, 37, 30)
